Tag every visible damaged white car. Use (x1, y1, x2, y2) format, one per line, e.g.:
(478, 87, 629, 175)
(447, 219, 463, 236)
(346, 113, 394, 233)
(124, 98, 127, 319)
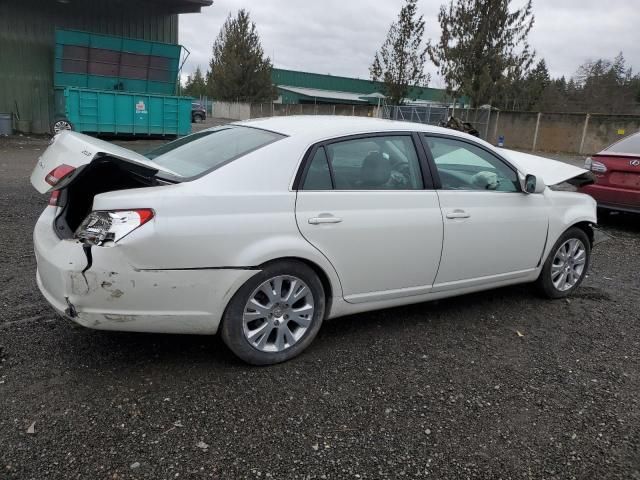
(32, 116, 597, 365)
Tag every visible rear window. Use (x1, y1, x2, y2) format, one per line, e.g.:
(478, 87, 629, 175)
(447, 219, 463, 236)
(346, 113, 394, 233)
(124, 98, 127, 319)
(604, 132, 640, 155)
(144, 126, 284, 178)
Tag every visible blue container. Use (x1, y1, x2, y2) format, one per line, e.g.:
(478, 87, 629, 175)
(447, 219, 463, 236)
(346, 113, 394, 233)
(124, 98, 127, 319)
(55, 87, 192, 136)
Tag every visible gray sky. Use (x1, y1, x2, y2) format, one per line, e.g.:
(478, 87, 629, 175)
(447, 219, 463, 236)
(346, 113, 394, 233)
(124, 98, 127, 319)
(178, 0, 639, 87)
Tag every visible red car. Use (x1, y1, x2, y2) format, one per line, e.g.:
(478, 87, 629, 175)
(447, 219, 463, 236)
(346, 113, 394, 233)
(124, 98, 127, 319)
(579, 131, 640, 214)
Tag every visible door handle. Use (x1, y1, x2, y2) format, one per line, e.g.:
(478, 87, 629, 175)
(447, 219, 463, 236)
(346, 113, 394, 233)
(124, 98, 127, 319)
(445, 209, 470, 219)
(308, 216, 343, 225)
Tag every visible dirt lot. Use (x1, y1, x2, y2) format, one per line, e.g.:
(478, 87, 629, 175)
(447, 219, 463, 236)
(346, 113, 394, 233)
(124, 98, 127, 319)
(0, 134, 639, 479)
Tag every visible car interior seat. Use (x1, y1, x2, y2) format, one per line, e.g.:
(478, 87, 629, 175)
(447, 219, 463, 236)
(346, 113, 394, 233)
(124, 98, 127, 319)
(358, 151, 391, 189)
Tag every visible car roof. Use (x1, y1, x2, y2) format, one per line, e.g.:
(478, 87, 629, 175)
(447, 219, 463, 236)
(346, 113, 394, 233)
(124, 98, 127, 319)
(232, 115, 474, 142)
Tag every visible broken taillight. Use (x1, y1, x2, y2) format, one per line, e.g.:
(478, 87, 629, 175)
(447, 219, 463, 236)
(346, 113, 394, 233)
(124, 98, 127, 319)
(75, 209, 154, 246)
(45, 164, 75, 186)
(48, 190, 60, 207)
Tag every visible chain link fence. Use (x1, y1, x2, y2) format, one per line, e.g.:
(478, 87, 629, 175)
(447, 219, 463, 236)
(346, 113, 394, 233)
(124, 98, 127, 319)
(382, 105, 493, 140)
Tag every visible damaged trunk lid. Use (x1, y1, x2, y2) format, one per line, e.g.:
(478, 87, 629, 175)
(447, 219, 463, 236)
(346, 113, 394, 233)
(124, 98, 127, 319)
(501, 149, 594, 187)
(30, 131, 181, 194)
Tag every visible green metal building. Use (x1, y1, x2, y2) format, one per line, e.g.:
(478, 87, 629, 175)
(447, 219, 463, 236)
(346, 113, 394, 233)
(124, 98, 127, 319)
(272, 68, 456, 106)
(0, 0, 211, 134)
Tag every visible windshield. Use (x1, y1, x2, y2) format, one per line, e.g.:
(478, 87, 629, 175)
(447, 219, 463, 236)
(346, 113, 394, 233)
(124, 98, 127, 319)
(604, 131, 640, 155)
(145, 126, 285, 178)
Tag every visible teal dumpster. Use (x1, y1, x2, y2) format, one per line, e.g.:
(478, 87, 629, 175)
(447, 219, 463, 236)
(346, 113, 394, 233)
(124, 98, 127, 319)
(52, 29, 192, 136)
(54, 87, 192, 136)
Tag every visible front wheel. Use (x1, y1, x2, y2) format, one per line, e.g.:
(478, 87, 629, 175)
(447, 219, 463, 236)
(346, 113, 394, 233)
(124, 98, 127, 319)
(220, 260, 325, 365)
(536, 227, 591, 298)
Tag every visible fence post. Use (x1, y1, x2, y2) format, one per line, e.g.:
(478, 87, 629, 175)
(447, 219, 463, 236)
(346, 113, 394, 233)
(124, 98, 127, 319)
(352, 105, 355, 116)
(532, 112, 542, 151)
(492, 110, 500, 145)
(332, 105, 336, 115)
(484, 108, 491, 140)
(579, 113, 591, 155)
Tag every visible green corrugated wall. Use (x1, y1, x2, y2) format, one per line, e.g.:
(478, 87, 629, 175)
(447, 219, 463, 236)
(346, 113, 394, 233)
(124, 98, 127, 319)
(0, 0, 179, 134)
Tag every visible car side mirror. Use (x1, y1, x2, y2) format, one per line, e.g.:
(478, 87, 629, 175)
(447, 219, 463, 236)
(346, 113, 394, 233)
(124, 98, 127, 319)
(524, 174, 546, 194)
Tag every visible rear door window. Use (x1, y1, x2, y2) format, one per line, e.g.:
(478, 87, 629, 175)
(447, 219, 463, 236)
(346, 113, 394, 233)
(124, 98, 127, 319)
(302, 147, 332, 190)
(308, 135, 424, 190)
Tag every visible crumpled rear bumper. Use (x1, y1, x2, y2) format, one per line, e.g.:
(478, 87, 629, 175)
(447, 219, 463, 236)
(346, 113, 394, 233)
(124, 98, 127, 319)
(34, 208, 258, 334)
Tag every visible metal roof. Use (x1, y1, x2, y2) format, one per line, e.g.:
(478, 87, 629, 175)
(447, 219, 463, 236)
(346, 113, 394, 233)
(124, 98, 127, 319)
(272, 68, 452, 103)
(147, 0, 212, 13)
(59, 0, 213, 13)
(277, 85, 371, 104)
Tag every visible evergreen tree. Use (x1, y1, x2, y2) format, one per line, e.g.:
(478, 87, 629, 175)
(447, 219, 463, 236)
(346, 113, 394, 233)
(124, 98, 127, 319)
(208, 9, 275, 102)
(524, 58, 550, 109)
(183, 66, 207, 97)
(428, 0, 535, 107)
(370, 0, 431, 105)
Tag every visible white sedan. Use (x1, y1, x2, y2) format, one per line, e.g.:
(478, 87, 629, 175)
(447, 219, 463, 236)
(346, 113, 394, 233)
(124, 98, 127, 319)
(31, 116, 597, 364)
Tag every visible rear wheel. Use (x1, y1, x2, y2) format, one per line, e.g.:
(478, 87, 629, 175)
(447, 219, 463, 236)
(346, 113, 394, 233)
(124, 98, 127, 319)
(52, 118, 73, 134)
(536, 227, 590, 298)
(220, 260, 325, 365)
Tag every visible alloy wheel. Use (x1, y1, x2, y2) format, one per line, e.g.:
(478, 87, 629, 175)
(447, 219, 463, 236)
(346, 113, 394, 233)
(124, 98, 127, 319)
(242, 275, 315, 353)
(551, 238, 587, 291)
(53, 120, 72, 134)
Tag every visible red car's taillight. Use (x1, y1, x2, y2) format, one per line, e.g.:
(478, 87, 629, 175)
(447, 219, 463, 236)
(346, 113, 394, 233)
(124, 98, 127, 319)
(584, 157, 607, 173)
(45, 164, 75, 186)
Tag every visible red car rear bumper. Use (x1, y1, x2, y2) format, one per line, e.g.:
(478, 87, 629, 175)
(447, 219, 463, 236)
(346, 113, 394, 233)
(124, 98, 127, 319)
(580, 184, 640, 213)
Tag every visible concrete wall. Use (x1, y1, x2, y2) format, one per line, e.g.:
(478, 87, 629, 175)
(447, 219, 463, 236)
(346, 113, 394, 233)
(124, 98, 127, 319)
(212, 101, 251, 120)
(490, 111, 640, 154)
(213, 101, 376, 120)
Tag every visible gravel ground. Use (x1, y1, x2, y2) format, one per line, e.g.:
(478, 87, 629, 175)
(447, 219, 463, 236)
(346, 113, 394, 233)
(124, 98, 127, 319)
(0, 135, 639, 480)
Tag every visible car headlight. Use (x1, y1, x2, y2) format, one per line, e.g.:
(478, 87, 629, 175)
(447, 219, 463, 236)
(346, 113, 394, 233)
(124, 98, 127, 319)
(75, 209, 154, 246)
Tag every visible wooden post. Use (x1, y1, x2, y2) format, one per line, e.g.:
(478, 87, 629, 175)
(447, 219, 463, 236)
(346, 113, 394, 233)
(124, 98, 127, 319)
(532, 112, 542, 151)
(579, 114, 591, 154)
(352, 105, 355, 116)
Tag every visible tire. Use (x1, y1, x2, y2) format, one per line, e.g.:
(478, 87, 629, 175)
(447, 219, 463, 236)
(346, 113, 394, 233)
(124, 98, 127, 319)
(51, 118, 73, 134)
(536, 227, 591, 299)
(220, 260, 325, 365)
(192, 113, 204, 123)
